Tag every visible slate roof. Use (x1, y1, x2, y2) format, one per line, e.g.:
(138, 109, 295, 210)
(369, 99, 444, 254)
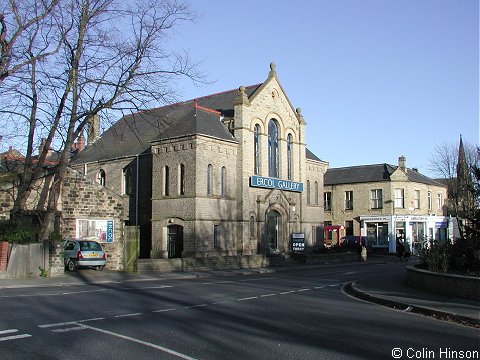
(306, 148, 323, 162)
(324, 164, 446, 187)
(70, 84, 261, 164)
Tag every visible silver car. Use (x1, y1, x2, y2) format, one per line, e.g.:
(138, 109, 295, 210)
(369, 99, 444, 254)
(64, 239, 106, 271)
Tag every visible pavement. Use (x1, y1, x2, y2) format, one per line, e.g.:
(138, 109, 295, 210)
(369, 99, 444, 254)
(0, 255, 478, 328)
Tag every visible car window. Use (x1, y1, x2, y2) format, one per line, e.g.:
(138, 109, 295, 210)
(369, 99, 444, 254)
(65, 242, 75, 251)
(80, 241, 102, 251)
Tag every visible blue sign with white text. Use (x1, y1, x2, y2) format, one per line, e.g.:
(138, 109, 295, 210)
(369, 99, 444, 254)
(250, 175, 304, 192)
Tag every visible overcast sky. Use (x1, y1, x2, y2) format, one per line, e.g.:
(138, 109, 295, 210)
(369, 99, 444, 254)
(170, 0, 478, 178)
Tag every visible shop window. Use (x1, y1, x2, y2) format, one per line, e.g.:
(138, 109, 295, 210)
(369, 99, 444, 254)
(254, 124, 260, 175)
(221, 166, 226, 197)
(414, 190, 420, 209)
(179, 164, 185, 195)
(395, 188, 404, 208)
(345, 191, 353, 210)
(268, 119, 280, 178)
(287, 133, 293, 180)
(122, 166, 132, 195)
(207, 164, 213, 195)
(97, 169, 105, 186)
(324, 191, 332, 211)
(163, 166, 170, 196)
(370, 189, 383, 209)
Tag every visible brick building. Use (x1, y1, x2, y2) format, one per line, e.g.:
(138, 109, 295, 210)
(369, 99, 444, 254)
(323, 156, 451, 254)
(70, 64, 327, 260)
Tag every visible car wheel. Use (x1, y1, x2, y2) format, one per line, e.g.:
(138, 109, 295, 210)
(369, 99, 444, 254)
(95, 265, 104, 271)
(67, 259, 77, 272)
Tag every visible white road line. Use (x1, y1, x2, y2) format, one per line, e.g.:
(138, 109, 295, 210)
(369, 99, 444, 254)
(237, 296, 258, 301)
(0, 334, 31, 341)
(153, 308, 176, 313)
(115, 313, 142, 318)
(297, 288, 310, 292)
(0, 329, 19, 335)
(80, 323, 198, 360)
(39, 318, 105, 328)
(280, 290, 296, 294)
(260, 294, 276, 297)
(185, 304, 207, 309)
(62, 289, 108, 295)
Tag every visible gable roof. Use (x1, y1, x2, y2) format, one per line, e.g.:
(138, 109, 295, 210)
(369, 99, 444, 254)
(324, 163, 446, 187)
(70, 84, 261, 164)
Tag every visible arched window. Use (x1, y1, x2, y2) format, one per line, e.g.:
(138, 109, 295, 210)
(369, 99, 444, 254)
(287, 133, 293, 180)
(314, 181, 319, 205)
(97, 169, 106, 186)
(306, 180, 311, 205)
(207, 164, 213, 195)
(179, 164, 185, 195)
(123, 166, 132, 195)
(254, 124, 260, 175)
(268, 119, 279, 178)
(221, 166, 226, 197)
(249, 215, 255, 237)
(164, 166, 170, 196)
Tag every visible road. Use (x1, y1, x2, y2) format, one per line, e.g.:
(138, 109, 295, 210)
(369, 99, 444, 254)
(0, 260, 478, 359)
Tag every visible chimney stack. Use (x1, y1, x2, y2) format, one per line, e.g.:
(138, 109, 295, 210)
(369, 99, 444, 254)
(398, 155, 407, 173)
(87, 114, 100, 145)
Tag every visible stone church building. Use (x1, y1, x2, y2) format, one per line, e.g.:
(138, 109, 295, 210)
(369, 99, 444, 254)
(70, 64, 327, 261)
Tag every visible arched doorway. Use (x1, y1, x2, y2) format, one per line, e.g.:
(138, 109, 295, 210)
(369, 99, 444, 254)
(167, 225, 183, 258)
(267, 210, 281, 252)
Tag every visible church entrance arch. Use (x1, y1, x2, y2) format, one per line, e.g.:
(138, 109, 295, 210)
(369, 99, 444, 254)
(167, 225, 183, 258)
(267, 210, 281, 251)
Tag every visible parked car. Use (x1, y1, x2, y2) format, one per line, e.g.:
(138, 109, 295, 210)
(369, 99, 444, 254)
(340, 236, 367, 249)
(64, 239, 106, 271)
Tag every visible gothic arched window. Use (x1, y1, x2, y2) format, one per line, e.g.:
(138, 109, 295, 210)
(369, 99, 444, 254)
(268, 119, 279, 178)
(254, 124, 260, 175)
(287, 133, 293, 180)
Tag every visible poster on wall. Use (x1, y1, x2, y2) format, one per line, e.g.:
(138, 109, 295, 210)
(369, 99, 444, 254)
(76, 219, 114, 243)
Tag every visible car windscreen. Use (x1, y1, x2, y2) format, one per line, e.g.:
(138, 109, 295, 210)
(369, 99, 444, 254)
(80, 241, 102, 251)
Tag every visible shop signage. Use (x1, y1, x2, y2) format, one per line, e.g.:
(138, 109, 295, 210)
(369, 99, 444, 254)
(76, 219, 114, 243)
(250, 175, 303, 192)
(361, 216, 390, 222)
(292, 233, 305, 253)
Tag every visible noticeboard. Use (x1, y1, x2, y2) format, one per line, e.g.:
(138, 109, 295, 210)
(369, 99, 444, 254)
(292, 233, 305, 253)
(76, 219, 114, 243)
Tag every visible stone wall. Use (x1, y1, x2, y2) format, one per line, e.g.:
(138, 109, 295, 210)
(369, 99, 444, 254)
(406, 265, 479, 300)
(61, 168, 125, 270)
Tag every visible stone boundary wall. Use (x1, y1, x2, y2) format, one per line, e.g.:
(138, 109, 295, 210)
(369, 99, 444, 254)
(137, 255, 268, 272)
(406, 265, 480, 300)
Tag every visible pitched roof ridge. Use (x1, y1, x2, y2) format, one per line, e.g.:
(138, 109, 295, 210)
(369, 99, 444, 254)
(193, 83, 263, 102)
(328, 163, 389, 170)
(194, 100, 221, 115)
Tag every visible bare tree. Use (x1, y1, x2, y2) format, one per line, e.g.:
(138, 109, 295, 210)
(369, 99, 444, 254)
(0, 0, 61, 83)
(429, 138, 479, 238)
(0, 0, 203, 238)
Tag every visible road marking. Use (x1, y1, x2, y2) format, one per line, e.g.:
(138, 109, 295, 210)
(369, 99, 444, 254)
(297, 288, 310, 292)
(62, 289, 108, 295)
(237, 296, 258, 301)
(202, 277, 273, 285)
(280, 290, 296, 294)
(153, 308, 176, 313)
(80, 323, 198, 360)
(185, 304, 207, 309)
(0, 329, 31, 341)
(115, 313, 142, 318)
(260, 293, 276, 297)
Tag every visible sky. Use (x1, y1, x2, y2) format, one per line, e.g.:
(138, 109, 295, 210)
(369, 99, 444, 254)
(168, 0, 478, 178)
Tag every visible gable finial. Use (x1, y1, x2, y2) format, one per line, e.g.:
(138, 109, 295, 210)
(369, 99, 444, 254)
(269, 62, 277, 78)
(234, 86, 249, 105)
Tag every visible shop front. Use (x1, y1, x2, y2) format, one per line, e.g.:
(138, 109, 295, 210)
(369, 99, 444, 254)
(360, 215, 454, 254)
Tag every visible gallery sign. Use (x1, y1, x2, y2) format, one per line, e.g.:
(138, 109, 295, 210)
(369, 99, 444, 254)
(250, 175, 303, 193)
(76, 219, 114, 243)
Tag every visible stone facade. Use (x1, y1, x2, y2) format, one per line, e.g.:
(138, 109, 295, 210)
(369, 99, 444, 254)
(324, 159, 449, 253)
(60, 168, 125, 270)
(70, 64, 328, 261)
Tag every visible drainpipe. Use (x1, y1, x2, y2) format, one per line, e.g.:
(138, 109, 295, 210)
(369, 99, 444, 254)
(136, 154, 139, 226)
